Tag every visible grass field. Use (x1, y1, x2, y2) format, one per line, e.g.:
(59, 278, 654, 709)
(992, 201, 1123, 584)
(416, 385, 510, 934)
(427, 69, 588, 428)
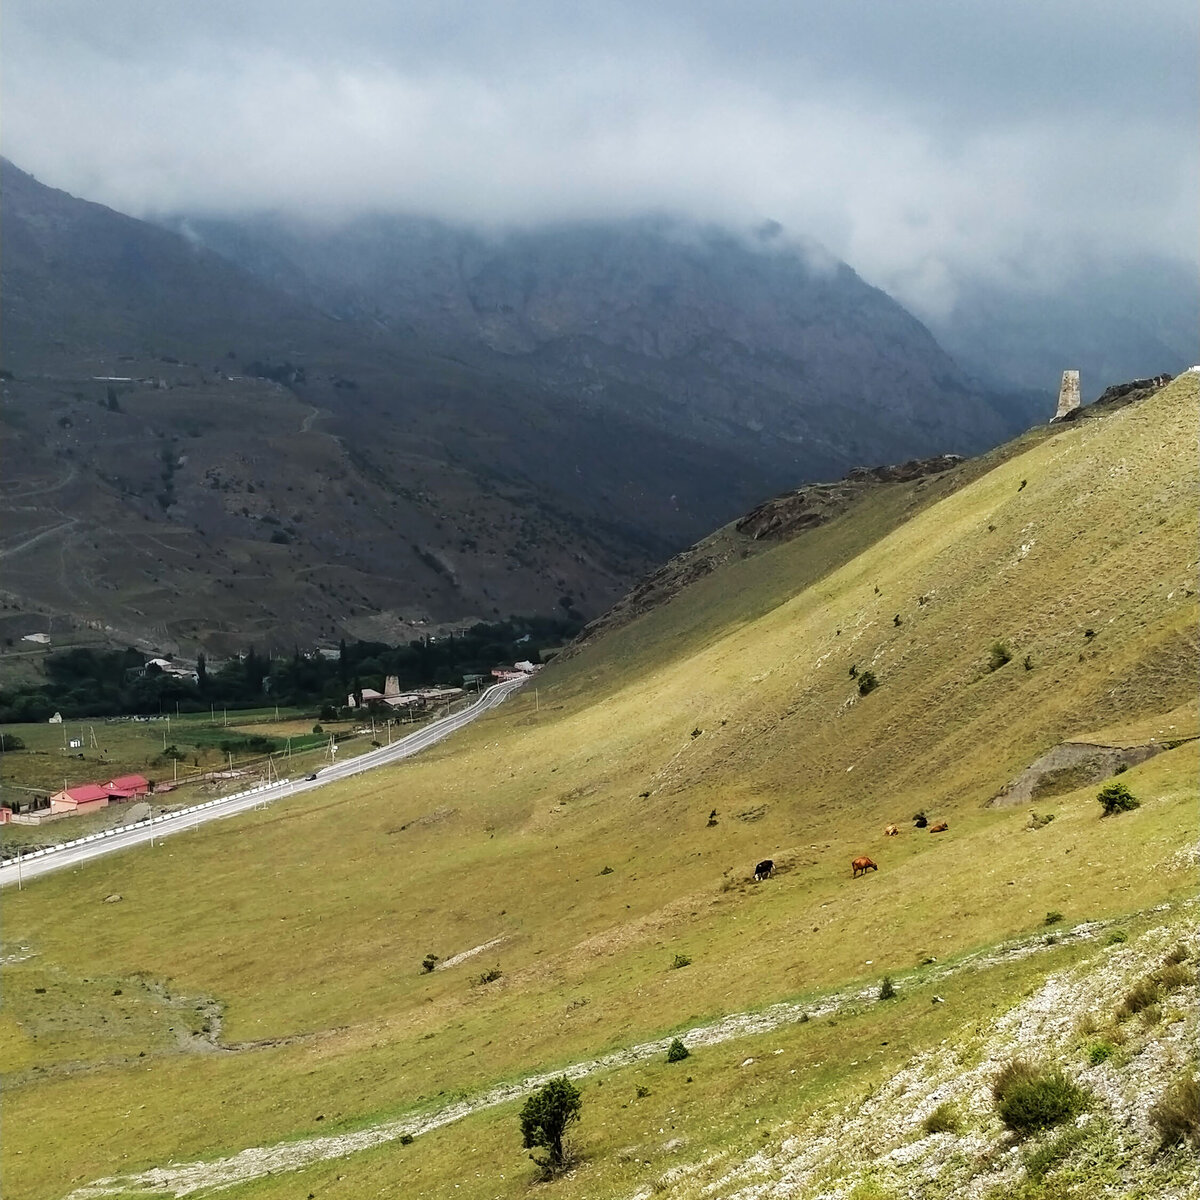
(1, 376, 1196, 1200)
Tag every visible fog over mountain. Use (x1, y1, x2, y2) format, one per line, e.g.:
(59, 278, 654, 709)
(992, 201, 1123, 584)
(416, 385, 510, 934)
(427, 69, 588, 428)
(4, 1, 1196, 391)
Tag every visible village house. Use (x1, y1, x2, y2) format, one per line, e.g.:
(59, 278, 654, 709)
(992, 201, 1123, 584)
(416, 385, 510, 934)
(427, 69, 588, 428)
(49, 783, 111, 815)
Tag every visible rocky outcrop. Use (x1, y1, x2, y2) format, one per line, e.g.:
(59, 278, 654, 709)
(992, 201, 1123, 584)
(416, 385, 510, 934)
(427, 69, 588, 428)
(1058, 374, 1173, 423)
(737, 454, 964, 542)
(989, 739, 1177, 807)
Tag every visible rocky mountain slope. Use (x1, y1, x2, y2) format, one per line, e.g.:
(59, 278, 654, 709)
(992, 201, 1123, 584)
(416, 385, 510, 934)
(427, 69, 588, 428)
(173, 210, 1043, 468)
(3, 373, 1195, 1200)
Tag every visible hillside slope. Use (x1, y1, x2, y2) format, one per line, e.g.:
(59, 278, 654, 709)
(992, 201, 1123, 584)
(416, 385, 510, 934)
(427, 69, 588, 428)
(1, 374, 1195, 1200)
(0, 161, 804, 648)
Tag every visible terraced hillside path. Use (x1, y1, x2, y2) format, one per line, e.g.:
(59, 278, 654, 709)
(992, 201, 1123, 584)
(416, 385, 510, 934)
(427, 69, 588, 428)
(64, 915, 1134, 1199)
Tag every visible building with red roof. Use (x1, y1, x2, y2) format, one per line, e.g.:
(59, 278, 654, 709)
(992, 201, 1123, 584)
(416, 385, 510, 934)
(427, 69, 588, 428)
(103, 774, 151, 799)
(49, 783, 111, 814)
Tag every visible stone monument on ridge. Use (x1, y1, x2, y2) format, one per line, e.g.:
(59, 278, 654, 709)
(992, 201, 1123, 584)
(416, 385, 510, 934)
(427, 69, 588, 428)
(1053, 370, 1080, 421)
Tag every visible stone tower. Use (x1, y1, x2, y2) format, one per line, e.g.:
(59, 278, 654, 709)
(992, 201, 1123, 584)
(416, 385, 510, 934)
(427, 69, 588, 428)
(1053, 370, 1080, 421)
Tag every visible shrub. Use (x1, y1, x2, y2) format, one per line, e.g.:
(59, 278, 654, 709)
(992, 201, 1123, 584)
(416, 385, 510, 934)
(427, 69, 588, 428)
(477, 965, 503, 985)
(1097, 781, 1139, 816)
(1163, 943, 1191, 966)
(1117, 978, 1161, 1021)
(671, 953, 692, 970)
(1023, 654, 1033, 671)
(988, 641, 1012, 671)
(312, 723, 324, 735)
(599, 865, 614, 875)
(519, 1076, 582, 1175)
(1087, 1042, 1114, 1065)
(922, 1102, 962, 1134)
(992, 1060, 1090, 1136)
(0, 733, 26, 751)
(399, 1133, 414, 1145)
(1149, 1074, 1200, 1150)
(421, 953, 438, 973)
(1153, 962, 1195, 993)
(1106, 930, 1128, 945)
(857, 670, 879, 696)
(635, 1083, 651, 1099)
(1026, 811, 1055, 830)
(1044, 911, 1064, 926)
(666, 1038, 690, 1063)
(1024, 1126, 1088, 1180)
(879, 976, 897, 1000)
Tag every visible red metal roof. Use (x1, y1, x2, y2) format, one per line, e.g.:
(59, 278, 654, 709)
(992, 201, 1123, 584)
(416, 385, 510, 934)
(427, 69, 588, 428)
(63, 783, 110, 804)
(105, 774, 150, 792)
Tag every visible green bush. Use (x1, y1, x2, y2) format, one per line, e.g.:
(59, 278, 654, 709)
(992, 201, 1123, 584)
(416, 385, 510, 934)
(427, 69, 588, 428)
(1087, 1042, 1114, 1065)
(1106, 930, 1128, 945)
(1023, 1126, 1088, 1180)
(421, 953, 438, 973)
(476, 965, 503, 985)
(1044, 911, 1064, 926)
(1097, 781, 1139, 816)
(399, 1132, 414, 1145)
(671, 953, 692, 970)
(922, 1101, 962, 1134)
(992, 1060, 1090, 1136)
(1117, 978, 1161, 1021)
(857, 670, 879, 696)
(878, 976, 897, 1000)
(666, 1038, 690, 1063)
(1154, 962, 1195, 993)
(1149, 1074, 1200, 1150)
(988, 641, 1013, 671)
(519, 1076, 582, 1175)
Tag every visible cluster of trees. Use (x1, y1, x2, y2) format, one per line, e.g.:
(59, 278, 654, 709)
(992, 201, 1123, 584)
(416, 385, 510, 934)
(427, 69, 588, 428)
(0, 616, 580, 724)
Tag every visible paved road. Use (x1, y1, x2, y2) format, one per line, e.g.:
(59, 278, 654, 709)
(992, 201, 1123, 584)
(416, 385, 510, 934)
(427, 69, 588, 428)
(0, 677, 527, 888)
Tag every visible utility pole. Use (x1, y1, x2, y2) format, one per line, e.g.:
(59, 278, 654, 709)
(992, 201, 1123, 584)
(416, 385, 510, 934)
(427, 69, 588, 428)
(16, 846, 23, 891)
(535, 688, 540, 713)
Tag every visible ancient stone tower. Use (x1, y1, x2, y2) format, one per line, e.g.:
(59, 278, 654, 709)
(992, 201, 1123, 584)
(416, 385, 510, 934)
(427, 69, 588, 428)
(1053, 370, 1080, 421)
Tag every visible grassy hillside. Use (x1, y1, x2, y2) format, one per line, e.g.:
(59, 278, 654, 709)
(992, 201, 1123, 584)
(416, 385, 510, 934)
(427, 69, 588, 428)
(1, 375, 1196, 1200)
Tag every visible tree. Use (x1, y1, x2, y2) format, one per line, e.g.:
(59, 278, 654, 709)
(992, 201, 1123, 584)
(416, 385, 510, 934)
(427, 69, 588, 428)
(519, 1076, 582, 1175)
(196, 652, 207, 691)
(1097, 780, 1139, 816)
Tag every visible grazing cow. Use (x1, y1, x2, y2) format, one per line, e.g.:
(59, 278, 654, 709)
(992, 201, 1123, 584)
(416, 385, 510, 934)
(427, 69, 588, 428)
(884, 824, 899, 837)
(929, 822, 949, 833)
(851, 856, 878, 877)
(753, 859, 775, 881)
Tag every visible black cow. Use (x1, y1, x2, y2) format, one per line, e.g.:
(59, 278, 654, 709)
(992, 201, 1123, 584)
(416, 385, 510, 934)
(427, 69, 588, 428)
(754, 859, 775, 881)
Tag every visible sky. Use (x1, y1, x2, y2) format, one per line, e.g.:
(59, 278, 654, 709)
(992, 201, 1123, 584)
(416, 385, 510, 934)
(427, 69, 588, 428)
(4, 0, 1197, 316)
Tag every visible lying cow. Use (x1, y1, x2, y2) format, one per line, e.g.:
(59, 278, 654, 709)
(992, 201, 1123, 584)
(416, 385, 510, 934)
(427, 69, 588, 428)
(929, 822, 949, 833)
(884, 824, 899, 836)
(753, 859, 775, 881)
(851, 856, 878, 877)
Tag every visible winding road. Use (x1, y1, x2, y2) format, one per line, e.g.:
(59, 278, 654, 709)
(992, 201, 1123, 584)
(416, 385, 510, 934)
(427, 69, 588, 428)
(0, 677, 526, 888)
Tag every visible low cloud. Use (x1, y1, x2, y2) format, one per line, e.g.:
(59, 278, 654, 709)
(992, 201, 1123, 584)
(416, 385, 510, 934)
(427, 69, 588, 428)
(4, 1, 1196, 317)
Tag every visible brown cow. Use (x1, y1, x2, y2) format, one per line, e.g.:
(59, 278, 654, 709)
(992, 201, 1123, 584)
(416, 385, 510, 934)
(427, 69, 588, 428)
(929, 822, 949, 833)
(884, 824, 899, 837)
(852, 856, 878, 877)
